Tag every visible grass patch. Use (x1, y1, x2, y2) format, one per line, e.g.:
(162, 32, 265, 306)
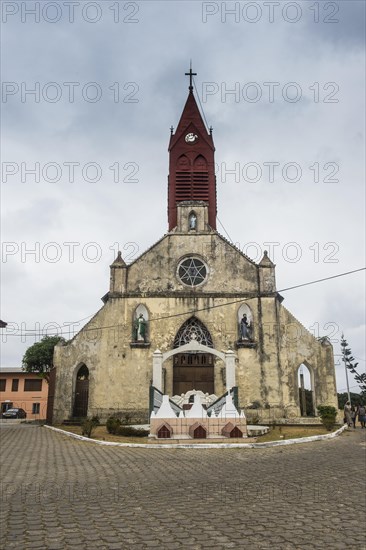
(56, 424, 151, 444)
(257, 425, 338, 442)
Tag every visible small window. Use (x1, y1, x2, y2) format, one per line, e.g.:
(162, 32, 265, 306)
(12, 379, 19, 392)
(24, 379, 42, 391)
(0, 380, 6, 392)
(32, 403, 40, 414)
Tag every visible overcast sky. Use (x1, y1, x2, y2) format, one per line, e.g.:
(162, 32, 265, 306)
(1, 0, 365, 396)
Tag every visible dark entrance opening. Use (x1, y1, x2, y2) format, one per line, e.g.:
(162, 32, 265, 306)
(193, 425, 207, 439)
(173, 353, 214, 395)
(157, 424, 172, 439)
(230, 426, 243, 438)
(73, 364, 89, 417)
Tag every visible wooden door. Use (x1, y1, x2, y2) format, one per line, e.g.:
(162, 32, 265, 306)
(173, 353, 214, 395)
(73, 379, 89, 417)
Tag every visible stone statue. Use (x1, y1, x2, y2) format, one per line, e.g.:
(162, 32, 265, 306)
(134, 314, 147, 342)
(189, 214, 197, 230)
(240, 314, 252, 341)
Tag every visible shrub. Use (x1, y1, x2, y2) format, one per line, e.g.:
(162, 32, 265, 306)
(317, 405, 337, 431)
(106, 416, 121, 434)
(81, 417, 99, 438)
(116, 425, 149, 437)
(91, 415, 100, 425)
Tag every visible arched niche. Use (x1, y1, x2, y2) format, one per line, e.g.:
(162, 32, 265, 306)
(73, 363, 89, 418)
(132, 304, 149, 342)
(177, 154, 190, 170)
(237, 304, 254, 342)
(297, 363, 315, 416)
(193, 155, 207, 171)
(188, 211, 197, 231)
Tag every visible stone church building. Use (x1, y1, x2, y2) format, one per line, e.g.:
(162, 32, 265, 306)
(51, 73, 338, 424)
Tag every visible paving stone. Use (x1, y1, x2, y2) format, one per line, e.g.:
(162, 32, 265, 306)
(0, 425, 365, 549)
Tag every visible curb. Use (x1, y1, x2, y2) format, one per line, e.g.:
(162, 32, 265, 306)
(44, 423, 349, 449)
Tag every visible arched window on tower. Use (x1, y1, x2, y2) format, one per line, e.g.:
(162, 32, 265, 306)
(237, 304, 254, 344)
(132, 304, 149, 345)
(193, 155, 209, 202)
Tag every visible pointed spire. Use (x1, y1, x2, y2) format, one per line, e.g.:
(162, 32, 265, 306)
(171, 91, 211, 145)
(110, 250, 126, 267)
(259, 250, 275, 267)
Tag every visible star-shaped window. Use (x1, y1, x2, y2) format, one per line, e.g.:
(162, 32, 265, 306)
(178, 257, 207, 287)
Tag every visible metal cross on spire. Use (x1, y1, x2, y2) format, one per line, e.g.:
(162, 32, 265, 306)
(185, 61, 197, 92)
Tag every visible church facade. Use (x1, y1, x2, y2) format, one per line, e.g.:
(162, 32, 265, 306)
(51, 75, 338, 425)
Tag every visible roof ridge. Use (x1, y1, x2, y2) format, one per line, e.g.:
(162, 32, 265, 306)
(214, 230, 258, 266)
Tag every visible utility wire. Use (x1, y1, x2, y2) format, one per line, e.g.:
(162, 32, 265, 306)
(2, 267, 365, 338)
(192, 75, 210, 132)
(278, 267, 365, 293)
(217, 216, 235, 244)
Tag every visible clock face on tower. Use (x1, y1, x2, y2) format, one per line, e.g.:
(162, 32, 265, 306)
(185, 132, 198, 144)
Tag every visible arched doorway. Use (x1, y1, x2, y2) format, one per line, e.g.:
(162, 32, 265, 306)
(298, 363, 315, 416)
(173, 317, 214, 395)
(73, 364, 89, 417)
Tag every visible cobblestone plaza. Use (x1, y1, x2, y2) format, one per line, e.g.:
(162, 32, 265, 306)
(0, 424, 365, 549)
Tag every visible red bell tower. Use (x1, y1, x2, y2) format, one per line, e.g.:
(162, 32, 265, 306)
(168, 67, 216, 230)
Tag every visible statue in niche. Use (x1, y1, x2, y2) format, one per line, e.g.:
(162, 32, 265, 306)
(240, 314, 252, 341)
(189, 213, 197, 230)
(134, 314, 147, 342)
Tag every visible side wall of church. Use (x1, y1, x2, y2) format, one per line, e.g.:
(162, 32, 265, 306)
(278, 305, 338, 415)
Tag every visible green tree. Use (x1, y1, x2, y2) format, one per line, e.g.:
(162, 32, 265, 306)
(337, 392, 363, 410)
(341, 335, 366, 397)
(22, 335, 66, 380)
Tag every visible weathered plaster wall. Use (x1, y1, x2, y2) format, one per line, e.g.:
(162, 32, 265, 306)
(52, 208, 338, 424)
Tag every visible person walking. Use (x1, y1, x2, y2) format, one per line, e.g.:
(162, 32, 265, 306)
(344, 401, 352, 427)
(350, 406, 357, 429)
(357, 403, 366, 429)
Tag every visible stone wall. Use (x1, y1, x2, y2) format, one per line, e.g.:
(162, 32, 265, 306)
(52, 210, 338, 424)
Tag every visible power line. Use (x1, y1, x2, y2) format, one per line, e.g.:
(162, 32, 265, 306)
(2, 267, 365, 338)
(279, 267, 365, 293)
(217, 216, 235, 244)
(192, 74, 210, 132)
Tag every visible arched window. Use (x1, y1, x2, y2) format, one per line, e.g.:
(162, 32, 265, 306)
(76, 364, 89, 380)
(174, 317, 213, 348)
(298, 363, 315, 416)
(237, 304, 254, 341)
(132, 305, 149, 342)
